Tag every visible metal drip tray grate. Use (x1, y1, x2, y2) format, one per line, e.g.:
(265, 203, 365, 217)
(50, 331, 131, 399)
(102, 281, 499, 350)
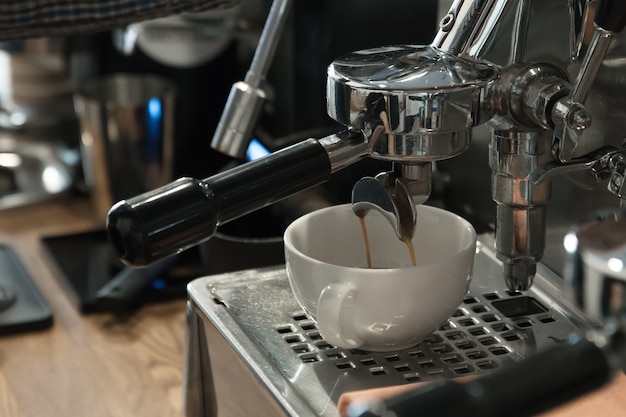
(186, 236, 597, 417)
(275, 292, 554, 382)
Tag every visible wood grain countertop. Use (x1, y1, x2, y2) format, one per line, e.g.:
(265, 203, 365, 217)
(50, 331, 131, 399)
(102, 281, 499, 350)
(0, 196, 625, 417)
(0, 197, 187, 417)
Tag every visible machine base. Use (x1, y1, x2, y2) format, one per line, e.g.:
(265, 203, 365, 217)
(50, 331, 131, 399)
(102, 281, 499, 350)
(184, 235, 596, 417)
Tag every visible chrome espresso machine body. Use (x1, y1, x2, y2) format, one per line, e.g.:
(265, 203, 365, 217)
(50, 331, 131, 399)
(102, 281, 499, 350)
(105, 0, 626, 416)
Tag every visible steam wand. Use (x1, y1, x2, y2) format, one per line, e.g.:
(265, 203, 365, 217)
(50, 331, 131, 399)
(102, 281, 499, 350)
(211, 0, 292, 159)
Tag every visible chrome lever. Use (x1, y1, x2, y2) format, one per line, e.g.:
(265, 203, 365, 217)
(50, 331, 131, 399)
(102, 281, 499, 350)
(552, 0, 626, 162)
(533, 145, 626, 202)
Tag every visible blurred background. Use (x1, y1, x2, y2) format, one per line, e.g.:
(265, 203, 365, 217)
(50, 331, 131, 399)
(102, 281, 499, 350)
(0, 0, 441, 320)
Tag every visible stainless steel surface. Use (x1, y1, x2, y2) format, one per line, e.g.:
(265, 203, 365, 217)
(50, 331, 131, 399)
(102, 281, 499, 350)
(509, 0, 531, 64)
(0, 38, 75, 131)
(435, 0, 626, 282)
(552, 23, 617, 163)
(431, 0, 500, 56)
(531, 145, 626, 203)
(74, 73, 175, 223)
(210, 0, 291, 159)
(326, 1, 588, 291)
(564, 207, 626, 322)
(351, 164, 431, 241)
(0, 135, 73, 209)
(326, 44, 498, 163)
(185, 234, 598, 417)
(326, 37, 497, 250)
(317, 130, 368, 173)
(490, 129, 551, 290)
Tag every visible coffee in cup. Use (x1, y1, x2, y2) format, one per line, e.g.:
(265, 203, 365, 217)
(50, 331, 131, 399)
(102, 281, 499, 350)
(284, 204, 476, 351)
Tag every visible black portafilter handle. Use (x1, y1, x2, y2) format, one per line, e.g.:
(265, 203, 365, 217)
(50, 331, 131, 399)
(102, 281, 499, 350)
(106, 138, 333, 267)
(596, 0, 626, 33)
(349, 335, 616, 417)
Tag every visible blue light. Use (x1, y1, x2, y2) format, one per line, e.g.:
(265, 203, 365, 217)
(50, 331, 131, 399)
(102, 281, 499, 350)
(147, 97, 162, 119)
(246, 138, 271, 161)
(151, 278, 167, 290)
(145, 97, 163, 160)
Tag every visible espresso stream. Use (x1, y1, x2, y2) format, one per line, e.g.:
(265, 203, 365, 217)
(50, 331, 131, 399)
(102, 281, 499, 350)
(358, 216, 416, 268)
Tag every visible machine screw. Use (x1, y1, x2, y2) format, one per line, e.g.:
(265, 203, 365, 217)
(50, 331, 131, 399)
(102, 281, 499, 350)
(608, 153, 626, 198)
(440, 13, 455, 31)
(567, 105, 592, 131)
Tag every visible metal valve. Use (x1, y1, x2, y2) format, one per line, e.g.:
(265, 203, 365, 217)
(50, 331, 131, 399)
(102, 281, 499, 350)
(552, 0, 626, 162)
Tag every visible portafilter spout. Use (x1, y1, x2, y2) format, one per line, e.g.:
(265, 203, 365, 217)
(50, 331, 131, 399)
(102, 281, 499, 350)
(352, 163, 431, 242)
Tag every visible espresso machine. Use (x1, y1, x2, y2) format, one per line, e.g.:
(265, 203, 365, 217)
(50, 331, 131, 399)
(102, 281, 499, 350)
(103, 0, 626, 415)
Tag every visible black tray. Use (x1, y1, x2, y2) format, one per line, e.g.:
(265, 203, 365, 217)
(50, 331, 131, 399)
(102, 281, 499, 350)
(42, 229, 200, 313)
(0, 244, 52, 335)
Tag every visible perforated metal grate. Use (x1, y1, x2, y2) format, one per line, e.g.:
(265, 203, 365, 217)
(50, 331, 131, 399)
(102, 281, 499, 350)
(272, 290, 559, 384)
(189, 237, 596, 416)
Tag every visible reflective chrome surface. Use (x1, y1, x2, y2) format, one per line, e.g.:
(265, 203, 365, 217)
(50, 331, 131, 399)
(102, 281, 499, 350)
(74, 73, 176, 223)
(0, 38, 75, 131)
(490, 130, 551, 290)
(327, 45, 498, 162)
(210, 0, 291, 159)
(351, 164, 431, 241)
(564, 207, 626, 322)
(0, 134, 74, 209)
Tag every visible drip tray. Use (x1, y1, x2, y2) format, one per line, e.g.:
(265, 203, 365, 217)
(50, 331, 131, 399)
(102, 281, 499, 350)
(186, 235, 598, 417)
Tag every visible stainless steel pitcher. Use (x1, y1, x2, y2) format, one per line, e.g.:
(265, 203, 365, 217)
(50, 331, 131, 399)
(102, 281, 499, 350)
(74, 73, 176, 223)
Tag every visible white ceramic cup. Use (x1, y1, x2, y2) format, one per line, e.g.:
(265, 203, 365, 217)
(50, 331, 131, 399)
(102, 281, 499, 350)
(284, 204, 477, 352)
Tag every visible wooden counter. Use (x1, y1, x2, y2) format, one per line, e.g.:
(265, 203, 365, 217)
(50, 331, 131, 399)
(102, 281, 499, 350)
(0, 196, 625, 417)
(0, 197, 187, 417)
